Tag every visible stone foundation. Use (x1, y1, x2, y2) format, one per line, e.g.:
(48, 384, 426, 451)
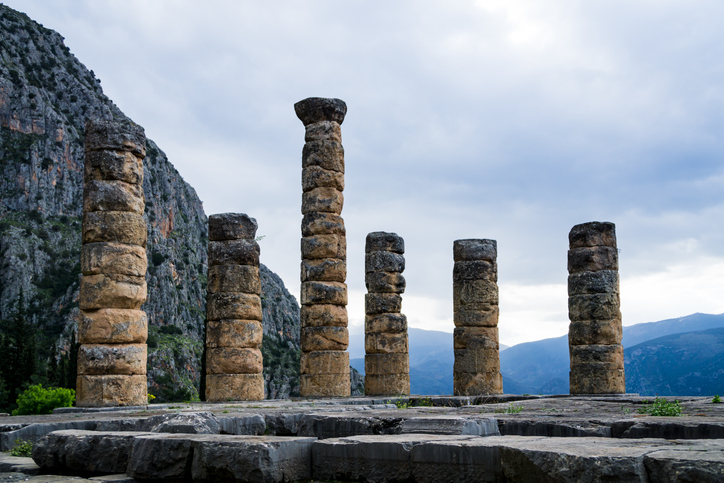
(453, 239, 503, 395)
(77, 119, 148, 407)
(568, 221, 625, 394)
(205, 213, 264, 401)
(296, 97, 350, 397)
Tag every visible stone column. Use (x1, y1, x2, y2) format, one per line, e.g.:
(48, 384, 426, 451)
(364, 232, 409, 396)
(452, 239, 503, 396)
(568, 221, 625, 394)
(295, 97, 350, 397)
(77, 119, 148, 407)
(205, 213, 264, 401)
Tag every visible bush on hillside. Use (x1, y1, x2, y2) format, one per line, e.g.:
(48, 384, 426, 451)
(11, 384, 75, 415)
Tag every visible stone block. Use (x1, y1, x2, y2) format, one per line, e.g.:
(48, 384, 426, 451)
(644, 448, 724, 483)
(207, 264, 261, 294)
(366, 231, 404, 254)
(569, 221, 616, 248)
(190, 435, 316, 483)
(82, 212, 147, 247)
(365, 332, 408, 354)
(301, 281, 347, 305)
(208, 212, 257, 241)
(453, 239, 496, 262)
(208, 239, 260, 267)
(81, 242, 147, 277)
(205, 374, 264, 401)
(77, 343, 147, 375)
(303, 165, 345, 192)
(305, 120, 342, 143)
(295, 97, 347, 125)
(78, 308, 147, 344)
(126, 433, 194, 480)
(84, 149, 143, 185)
(568, 293, 620, 321)
(569, 319, 622, 346)
(365, 353, 409, 375)
(568, 246, 618, 273)
(366, 313, 408, 333)
(300, 304, 348, 328)
(85, 118, 146, 157)
(301, 350, 349, 374)
(302, 140, 345, 173)
(365, 271, 406, 293)
(300, 372, 350, 397)
(453, 326, 499, 350)
(301, 258, 347, 282)
(79, 273, 147, 310)
(454, 305, 499, 327)
(453, 279, 499, 308)
(301, 326, 349, 351)
(76, 374, 147, 407)
(364, 373, 410, 396)
(454, 371, 503, 396)
(365, 251, 405, 273)
(302, 187, 344, 214)
(301, 212, 346, 236)
(570, 366, 625, 394)
(206, 347, 262, 374)
(454, 348, 501, 374)
(301, 234, 346, 259)
(570, 344, 624, 365)
(365, 293, 403, 315)
(206, 320, 263, 348)
(568, 270, 619, 296)
(453, 260, 497, 282)
(207, 293, 262, 321)
(83, 179, 144, 214)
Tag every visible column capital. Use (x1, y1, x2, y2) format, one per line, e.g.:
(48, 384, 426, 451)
(295, 97, 347, 126)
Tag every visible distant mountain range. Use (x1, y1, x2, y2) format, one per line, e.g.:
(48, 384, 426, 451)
(353, 313, 724, 396)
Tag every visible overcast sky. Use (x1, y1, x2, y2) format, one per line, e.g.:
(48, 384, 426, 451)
(7, 1, 724, 346)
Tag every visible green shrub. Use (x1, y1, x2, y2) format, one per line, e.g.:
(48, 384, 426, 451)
(637, 397, 682, 417)
(9, 439, 33, 457)
(713, 395, 721, 404)
(12, 384, 75, 415)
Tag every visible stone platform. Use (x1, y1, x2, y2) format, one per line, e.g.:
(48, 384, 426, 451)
(1, 395, 723, 482)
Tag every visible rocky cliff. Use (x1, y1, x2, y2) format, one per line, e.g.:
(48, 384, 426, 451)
(0, 5, 302, 401)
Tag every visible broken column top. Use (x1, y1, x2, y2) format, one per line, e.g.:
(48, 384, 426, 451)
(208, 213, 258, 241)
(569, 222, 616, 249)
(295, 97, 347, 126)
(453, 239, 496, 262)
(85, 118, 146, 158)
(366, 232, 404, 254)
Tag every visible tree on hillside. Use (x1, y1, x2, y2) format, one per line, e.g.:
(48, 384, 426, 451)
(0, 291, 38, 404)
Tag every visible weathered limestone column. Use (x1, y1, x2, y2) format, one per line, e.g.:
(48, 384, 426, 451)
(295, 97, 350, 397)
(453, 239, 503, 396)
(364, 232, 409, 396)
(77, 119, 148, 407)
(568, 221, 625, 394)
(205, 213, 264, 401)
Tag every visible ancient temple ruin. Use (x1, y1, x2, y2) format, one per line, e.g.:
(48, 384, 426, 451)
(296, 97, 351, 397)
(364, 231, 410, 396)
(77, 119, 148, 407)
(205, 213, 264, 401)
(568, 221, 625, 394)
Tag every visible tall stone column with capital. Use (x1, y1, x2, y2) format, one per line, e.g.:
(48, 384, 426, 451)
(295, 97, 350, 397)
(452, 239, 503, 396)
(365, 232, 410, 396)
(77, 119, 148, 407)
(205, 213, 264, 401)
(568, 221, 625, 394)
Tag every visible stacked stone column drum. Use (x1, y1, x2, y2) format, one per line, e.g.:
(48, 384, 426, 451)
(365, 232, 410, 396)
(77, 119, 148, 407)
(452, 239, 503, 396)
(568, 221, 625, 394)
(205, 213, 264, 401)
(295, 97, 350, 397)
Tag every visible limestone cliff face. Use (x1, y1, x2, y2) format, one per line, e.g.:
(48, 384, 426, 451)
(0, 5, 301, 400)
